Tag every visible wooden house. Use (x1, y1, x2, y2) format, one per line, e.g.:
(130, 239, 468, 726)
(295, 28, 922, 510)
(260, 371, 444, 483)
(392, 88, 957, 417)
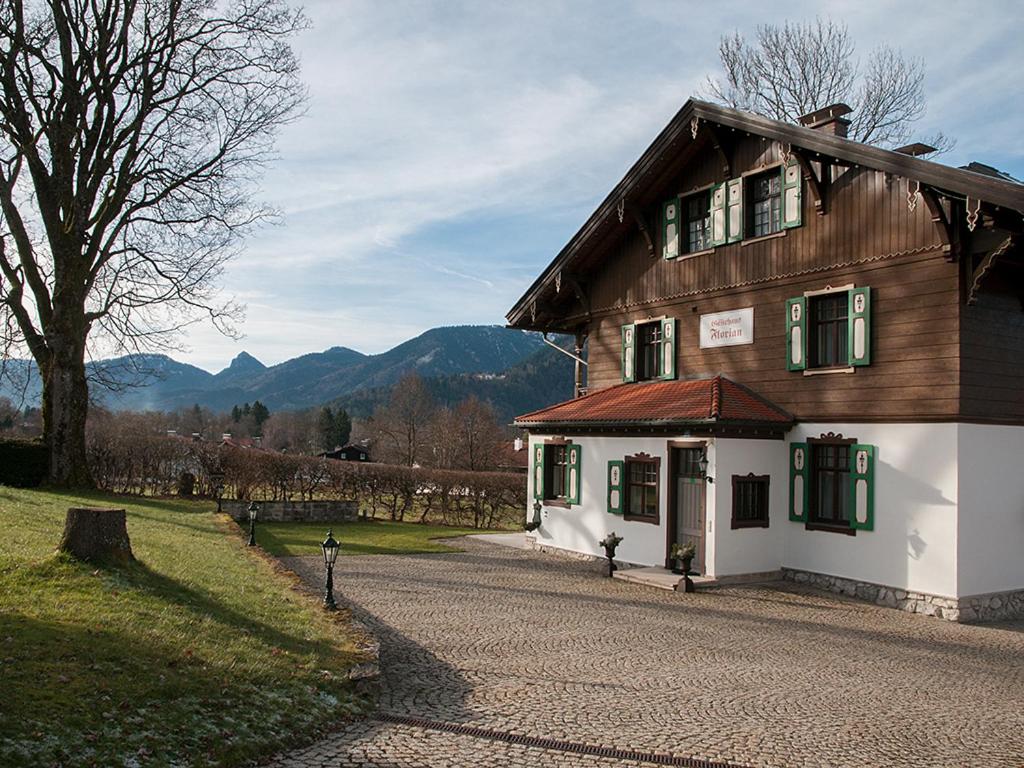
(507, 99, 1024, 622)
(319, 444, 372, 462)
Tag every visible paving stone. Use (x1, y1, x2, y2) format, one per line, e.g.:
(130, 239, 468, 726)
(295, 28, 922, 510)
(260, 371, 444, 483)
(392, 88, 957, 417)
(266, 538, 1024, 768)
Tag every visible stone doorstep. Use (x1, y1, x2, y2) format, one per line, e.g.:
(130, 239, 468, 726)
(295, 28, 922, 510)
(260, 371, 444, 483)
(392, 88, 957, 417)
(613, 566, 784, 592)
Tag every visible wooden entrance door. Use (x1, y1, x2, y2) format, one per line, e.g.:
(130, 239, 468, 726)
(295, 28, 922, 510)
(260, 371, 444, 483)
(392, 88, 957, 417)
(669, 447, 706, 574)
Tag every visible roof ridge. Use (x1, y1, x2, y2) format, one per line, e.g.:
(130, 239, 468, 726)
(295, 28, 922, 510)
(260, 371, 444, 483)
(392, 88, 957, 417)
(709, 375, 722, 420)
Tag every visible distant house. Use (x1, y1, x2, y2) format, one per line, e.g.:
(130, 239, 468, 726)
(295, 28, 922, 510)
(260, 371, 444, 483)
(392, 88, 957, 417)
(319, 444, 371, 462)
(495, 437, 530, 474)
(220, 433, 265, 450)
(507, 98, 1024, 623)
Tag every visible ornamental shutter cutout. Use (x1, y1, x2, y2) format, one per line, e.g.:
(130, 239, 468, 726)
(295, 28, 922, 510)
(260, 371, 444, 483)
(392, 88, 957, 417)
(532, 444, 545, 500)
(567, 444, 582, 505)
(710, 183, 727, 246)
(621, 323, 636, 383)
(726, 177, 743, 243)
(662, 197, 681, 260)
(660, 317, 677, 380)
(786, 297, 807, 371)
(848, 287, 872, 366)
(849, 444, 875, 530)
(607, 460, 624, 515)
(789, 442, 809, 522)
(782, 159, 802, 229)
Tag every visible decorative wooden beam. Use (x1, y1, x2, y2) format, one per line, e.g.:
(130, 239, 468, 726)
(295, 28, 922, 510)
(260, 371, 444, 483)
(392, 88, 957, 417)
(703, 122, 732, 178)
(967, 235, 1016, 305)
(920, 187, 956, 261)
(565, 274, 591, 318)
(792, 148, 826, 216)
(625, 203, 655, 258)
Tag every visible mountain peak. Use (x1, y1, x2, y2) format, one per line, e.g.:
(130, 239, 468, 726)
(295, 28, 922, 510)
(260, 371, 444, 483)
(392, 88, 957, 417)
(225, 351, 265, 372)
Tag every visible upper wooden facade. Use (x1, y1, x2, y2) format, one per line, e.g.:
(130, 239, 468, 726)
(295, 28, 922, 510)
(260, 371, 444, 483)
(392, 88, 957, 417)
(507, 100, 1024, 424)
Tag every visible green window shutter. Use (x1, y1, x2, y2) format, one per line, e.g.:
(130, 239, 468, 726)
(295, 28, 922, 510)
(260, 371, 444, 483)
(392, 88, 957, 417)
(659, 317, 677, 380)
(789, 443, 809, 522)
(621, 323, 636, 383)
(710, 183, 727, 246)
(786, 297, 807, 371)
(567, 443, 582, 505)
(532, 444, 545, 500)
(726, 177, 743, 243)
(849, 444, 876, 531)
(607, 460, 624, 515)
(848, 287, 872, 366)
(782, 159, 803, 229)
(662, 197, 681, 260)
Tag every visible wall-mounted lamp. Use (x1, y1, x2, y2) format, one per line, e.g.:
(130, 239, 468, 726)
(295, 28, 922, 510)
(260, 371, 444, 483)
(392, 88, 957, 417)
(698, 450, 714, 484)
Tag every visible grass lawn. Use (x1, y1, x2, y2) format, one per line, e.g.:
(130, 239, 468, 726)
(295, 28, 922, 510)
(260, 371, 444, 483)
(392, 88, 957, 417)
(256, 519, 486, 558)
(0, 487, 369, 768)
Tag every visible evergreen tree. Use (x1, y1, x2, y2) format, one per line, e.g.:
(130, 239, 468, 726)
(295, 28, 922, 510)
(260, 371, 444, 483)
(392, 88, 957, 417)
(251, 401, 271, 429)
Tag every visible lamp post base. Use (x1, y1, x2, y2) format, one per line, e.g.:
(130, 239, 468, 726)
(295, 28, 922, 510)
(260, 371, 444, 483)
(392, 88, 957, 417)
(323, 566, 337, 610)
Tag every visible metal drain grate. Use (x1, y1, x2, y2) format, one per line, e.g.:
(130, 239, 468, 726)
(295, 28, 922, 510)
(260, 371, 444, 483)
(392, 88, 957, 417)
(372, 713, 749, 768)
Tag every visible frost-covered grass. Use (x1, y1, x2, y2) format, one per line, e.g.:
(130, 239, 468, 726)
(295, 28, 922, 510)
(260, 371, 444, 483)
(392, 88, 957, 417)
(257, 519, 484, 557)
(0, 487, 367, 767)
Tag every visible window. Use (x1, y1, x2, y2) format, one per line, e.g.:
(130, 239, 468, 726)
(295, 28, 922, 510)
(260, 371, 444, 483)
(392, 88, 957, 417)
(625, 454, 660, 523)
(810, 441, 851, 527)
(543, 443, 568, 502)
(684, 192, 712, 253)
(731, 474, 770, 529)
(810, 293, 849, 368)
(636, 321, 663, 381)
(748, 169, 782, 237)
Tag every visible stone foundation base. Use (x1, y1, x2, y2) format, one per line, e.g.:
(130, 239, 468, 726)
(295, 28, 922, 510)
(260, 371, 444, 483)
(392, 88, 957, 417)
(529, 539, 639, 570)
(782, 568, 1024, 623)
(223, 499, 357, 523)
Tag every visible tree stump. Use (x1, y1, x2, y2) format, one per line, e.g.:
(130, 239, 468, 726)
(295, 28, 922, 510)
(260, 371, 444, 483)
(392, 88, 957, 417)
(58, 508, 134, 563)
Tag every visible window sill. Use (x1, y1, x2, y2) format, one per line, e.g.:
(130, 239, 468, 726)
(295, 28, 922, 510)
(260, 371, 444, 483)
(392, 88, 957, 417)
(623, 514, 660, 525)
(740, 230, 787, 247)
(543, 499, 570, 509)
(731, 520, 770, 530)
(803, 366, 855, 377)
(805, 522, 856, 536)
(669, 247, 716, 261)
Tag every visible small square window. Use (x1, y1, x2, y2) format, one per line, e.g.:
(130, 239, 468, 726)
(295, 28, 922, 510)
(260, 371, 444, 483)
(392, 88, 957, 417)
(731, 474, 770, 529)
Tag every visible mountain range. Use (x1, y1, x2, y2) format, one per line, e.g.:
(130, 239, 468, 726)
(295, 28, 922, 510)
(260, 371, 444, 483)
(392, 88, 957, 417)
(0, 325, 574, 421)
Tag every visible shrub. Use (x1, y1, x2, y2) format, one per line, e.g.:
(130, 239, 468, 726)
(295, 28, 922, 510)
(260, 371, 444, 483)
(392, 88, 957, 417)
(0, 438, 48, 487)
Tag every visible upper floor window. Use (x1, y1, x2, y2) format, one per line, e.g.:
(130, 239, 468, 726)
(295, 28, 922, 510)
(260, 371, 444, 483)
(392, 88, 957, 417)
(621, 318, 676, 383)
(684, 192, 712, 253)
(748, 169, 782, 237)
(810, 293, 849, 368)
(636, 321, 663, 381)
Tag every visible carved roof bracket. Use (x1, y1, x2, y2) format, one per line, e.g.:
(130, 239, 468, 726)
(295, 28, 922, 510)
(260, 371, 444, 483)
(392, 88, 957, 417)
(703, 122, 732, 179)
(920, 187, 957, 262)
(968, 235, 1016, 305)
(624, 202, 655, 258)
(792, 148, 827, 216)
(565, 274, 592, 319)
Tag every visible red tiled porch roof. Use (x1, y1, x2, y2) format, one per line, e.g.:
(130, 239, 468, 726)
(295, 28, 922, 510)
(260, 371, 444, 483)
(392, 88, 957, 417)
(514, 376, 793, 429)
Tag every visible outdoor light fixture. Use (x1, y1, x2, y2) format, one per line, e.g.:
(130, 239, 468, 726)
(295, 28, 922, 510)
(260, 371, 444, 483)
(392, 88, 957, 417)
(321, 530, 341, 611)
(247, 501, 259, 546)
(698, 450, 714, 484)
(526, 499, 543, 532)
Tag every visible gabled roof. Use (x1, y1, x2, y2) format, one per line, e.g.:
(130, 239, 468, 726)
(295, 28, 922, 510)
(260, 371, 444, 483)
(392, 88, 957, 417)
(514, 375, 793, 430)
(506, 98, 1024, 328)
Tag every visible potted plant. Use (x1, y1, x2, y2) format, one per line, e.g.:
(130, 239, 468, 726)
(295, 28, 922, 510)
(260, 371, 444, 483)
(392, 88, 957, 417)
(670, 541, 696, 575)
(670, 541, 697, 592)
(598, 532, 623, 577)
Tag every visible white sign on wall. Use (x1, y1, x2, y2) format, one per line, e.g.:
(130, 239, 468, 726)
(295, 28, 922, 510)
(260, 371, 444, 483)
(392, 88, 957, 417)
(700, 307, 754, 348)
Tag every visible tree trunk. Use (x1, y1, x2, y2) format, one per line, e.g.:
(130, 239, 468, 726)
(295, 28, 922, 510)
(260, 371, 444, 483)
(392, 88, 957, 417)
(41, 327, 93, 488)
(59, 508, 134, 563)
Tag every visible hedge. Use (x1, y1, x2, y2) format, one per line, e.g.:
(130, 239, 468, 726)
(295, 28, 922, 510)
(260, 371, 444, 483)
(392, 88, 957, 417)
(0, 438, 48, 487)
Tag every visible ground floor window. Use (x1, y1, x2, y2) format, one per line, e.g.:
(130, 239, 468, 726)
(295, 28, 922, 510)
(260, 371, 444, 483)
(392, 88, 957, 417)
(625, 454, 660, 523)
(810, 440, 851, 527)
(731, 474, 770, 529)
(543, 443, 568, 502)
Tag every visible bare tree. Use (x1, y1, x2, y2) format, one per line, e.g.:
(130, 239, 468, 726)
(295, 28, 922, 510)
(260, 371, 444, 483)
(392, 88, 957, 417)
(704, 19, 951, 152)
(0, 0, 307, 486)
(371, 373, 436, 467)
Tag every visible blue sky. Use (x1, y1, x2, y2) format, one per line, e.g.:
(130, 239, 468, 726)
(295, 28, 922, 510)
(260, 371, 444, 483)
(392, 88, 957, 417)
(181, 0, 1024, 372)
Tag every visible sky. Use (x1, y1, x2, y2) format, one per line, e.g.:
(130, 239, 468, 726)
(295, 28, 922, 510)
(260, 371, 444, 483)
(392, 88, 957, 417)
(180, 0, 1024, 372)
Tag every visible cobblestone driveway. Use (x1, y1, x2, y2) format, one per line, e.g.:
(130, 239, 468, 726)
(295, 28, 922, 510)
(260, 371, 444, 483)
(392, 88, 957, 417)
(270, 538, 1024, 767)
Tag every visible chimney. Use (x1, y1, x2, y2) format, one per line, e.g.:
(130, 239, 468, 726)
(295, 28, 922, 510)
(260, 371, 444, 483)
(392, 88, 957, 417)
(513, 437, 524, 452)
(191, 432, 201, 441)
(222, 432, 232, 441)
(166, 429, 177, 438)
(798, 103, 852, 138)
(253, 435, 263, 448)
